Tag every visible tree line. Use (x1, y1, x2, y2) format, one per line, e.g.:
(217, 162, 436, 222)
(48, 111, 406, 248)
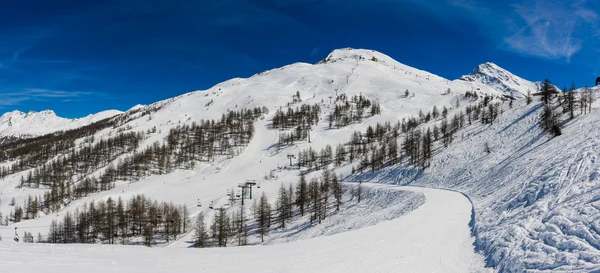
(328, 93, 381, 129)
(5, 107, 266, 225)
(193, 169, 346, 247)
(37, 194, 190, 246)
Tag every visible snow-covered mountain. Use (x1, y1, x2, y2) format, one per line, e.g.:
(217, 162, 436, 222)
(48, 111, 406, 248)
(459, 62, 541, 98)
(1, 48, 596, 273)
(0, 109, 122, 138)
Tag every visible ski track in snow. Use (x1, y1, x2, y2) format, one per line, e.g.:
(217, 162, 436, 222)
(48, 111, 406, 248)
(0, 184, 490, 273)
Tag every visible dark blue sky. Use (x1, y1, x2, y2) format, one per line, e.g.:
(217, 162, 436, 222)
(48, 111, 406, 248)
(1, 0, 598, 117)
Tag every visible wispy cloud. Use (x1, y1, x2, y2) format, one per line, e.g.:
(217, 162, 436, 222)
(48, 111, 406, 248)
(503, 0, 591, 60)
(450, 0, 598, 61)
(0, 88, 107, 106)
(0, 27, 54, 69)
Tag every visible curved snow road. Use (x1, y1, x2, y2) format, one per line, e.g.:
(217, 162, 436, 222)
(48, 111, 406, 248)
(0, 184, 489, 273)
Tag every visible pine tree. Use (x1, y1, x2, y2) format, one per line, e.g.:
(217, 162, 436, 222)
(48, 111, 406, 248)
(295, 174, 308, 216)
(216, 209, 230, 247)
(540, 105, 562, 137)
(540, 79, 554, 105)
(526, 91, 533, 105)
(194, 213, 208, 247)
(356, 182, 362, 203)
(567, 83, 576, 119)
(181, 205, 190, 233)
(143, 224, 154, 247)
(309, 178, 321, 223)
(236, 205, 247, 246)
(276, 183, 290, 228)
(331, 172, 342, 211)
(257, 192, 271, 242)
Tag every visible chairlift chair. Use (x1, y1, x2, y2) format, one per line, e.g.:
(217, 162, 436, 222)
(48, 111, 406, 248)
(209, 201, 214, 209)
(257, 182, 261, 188)
(197, 199, 202, 207)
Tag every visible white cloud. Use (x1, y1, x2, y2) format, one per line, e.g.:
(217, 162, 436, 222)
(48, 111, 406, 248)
(0, 88, 106, 106)
(452, 0, 598, 61)
(501, 0, 593, 60)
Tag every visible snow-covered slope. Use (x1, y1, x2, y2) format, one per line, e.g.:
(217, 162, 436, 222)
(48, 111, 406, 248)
(0, 109, 122, 138)
(99, 48, 507, 142)
(459, 62, 541, 98)
(350, 100, 600, 272)
(0, 186, 490, 273)
(2, 47, 593, 272)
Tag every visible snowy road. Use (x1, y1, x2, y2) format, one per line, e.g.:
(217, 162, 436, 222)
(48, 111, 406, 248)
(0, 184, 490, 273)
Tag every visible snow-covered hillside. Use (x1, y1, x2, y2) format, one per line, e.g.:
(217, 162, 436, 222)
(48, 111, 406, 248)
(2, 47, 594, 273)
(459, 62, 541, 98)
(0, 109, 122, 138)
(349, 99, 600, 272)
(0, 186, 489, 273)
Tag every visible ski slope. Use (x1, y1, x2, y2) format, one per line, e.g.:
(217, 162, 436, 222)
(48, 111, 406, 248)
(2, 47, 597, 272)
(352, 100, 600, 272)
(0, 185, 490, 273)
(0, 48, 509, 240)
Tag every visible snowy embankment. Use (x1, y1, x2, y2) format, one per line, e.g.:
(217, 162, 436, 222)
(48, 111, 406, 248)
(0, 185, 489, 273)
(353, 101, 600, 272)
(262, 183, 426, 245)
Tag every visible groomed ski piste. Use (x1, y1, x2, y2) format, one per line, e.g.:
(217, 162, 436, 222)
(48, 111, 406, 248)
(0, 48, 599, 272)
(0, 185, 489, 273)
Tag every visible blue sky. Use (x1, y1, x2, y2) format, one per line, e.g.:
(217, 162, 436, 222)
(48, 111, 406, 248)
(1, 0, 599, 118)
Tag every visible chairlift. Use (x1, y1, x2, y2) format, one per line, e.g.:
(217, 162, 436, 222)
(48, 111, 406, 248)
(257, 182, 261, 189)
(197, 199, 202, 207)
(209, 201, 214, 209)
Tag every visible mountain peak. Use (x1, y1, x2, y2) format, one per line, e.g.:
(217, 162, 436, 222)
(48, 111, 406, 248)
(39, 110, 57, 116)
(319, 48, 391, 64)
(473, 62, 511, 76)
(459, 62, 538, 97)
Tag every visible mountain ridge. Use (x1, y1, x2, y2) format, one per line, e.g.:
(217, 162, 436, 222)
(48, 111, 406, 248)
(0, 48, 539, 138)
(458, 61, 541, 98)
(0, 47, 599, 272)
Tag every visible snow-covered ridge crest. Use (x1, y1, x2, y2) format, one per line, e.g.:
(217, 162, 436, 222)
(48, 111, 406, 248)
(0, 48, 538, 139)
(459, 62, 541, 98)
(0, 109, 122, 138)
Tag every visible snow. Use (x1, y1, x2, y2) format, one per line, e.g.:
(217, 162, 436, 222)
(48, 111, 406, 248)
(0, 185, 490, 273)
(0, 47, 594, 272)
(351, 100, 600, 272)
(0, 109, 122, 138)
(459, 62, 541, 98)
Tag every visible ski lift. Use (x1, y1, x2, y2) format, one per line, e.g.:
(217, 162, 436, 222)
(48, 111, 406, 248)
(257, 182, 261, 189)
(197, 199, 202, 207)
(13, 227, 19, 242)
(209, 201, 214, 209)
(235, 191, 241, 198)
